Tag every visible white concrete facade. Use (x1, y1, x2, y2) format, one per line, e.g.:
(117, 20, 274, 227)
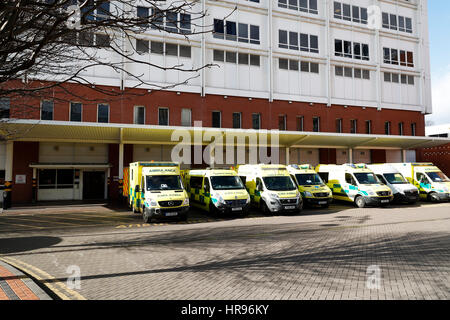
(78, 0, 431, 114)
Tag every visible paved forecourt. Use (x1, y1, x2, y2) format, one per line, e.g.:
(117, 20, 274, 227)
(0, 202, 449, 300)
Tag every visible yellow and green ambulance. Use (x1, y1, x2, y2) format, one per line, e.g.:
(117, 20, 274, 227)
(183, 169, 250, 215)
(236, 164, 302, 214)
(127, 162, 189, 223)
(287, 164, 333, 208)
(390, 163, 450, 202)
(316, 163, 393, 208)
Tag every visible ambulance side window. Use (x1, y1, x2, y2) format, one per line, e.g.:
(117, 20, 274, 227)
(256, 178, 263, 191)
(377, 175, 387, 185)
(203, 178, 210, 193)
(416, 173, 427, 184)
(239, 176, 246, 185)
(318, 172, 328, 183)
(290, 175, 298, 187)
(345, 173, 356, 186)
(190, 176, 202, 189)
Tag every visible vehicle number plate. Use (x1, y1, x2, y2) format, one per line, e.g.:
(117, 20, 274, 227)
(318, 201, 327, 205)
(381, 200, 389, 204)
(232, 207, 242, 211)
(285, 206, 296, 210)
(165, 212, 178, 217)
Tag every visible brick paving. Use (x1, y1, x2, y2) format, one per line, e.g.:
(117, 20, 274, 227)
(0, 260, 51, 300)
(0, 202, 449, 300)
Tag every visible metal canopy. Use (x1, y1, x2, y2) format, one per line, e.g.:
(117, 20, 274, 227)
(2, 119, 449, 150)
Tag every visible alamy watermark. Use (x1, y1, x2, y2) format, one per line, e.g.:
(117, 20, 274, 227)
(366, 265, 381, 290)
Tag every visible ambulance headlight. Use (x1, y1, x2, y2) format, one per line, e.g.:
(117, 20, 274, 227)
(368, 191, 375, 196)
(149, 199, 158, 207)
(304, 191, 313, 197)
(183, 198, 189, 205)
(246, 195, 250, 203)
(268, 193, 279, 200)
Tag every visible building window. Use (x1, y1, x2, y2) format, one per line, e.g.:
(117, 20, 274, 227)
(350, 119, 357, 134)
(149, 9, 191, 34)
(279, 0, 318, 14)
(252, 113, 261, 129)
(336, 118, 342, 133)
(382, 12, 413, 33)
(181, 108, 191, 127)
(334, 2, 368, 25)
(278, 115, 287, 131)
(398, 122, 404, 136)
(233, 112, 242, 129)
(97, 104, 109, 123)
(70, 102, 82, 122)
(279, 30, 319, 53)
(158, 108, 169, 126)
(384, 47, 413, 67)
(297, 116, 304, 131)
(38, 169, 74, 190)
(335, 39, 369, 60)
(134, 106, 145, 125)
(212, 111, 221, 128)
(214, 19, 259, 44)
(365, 120, 372, 134)
(41, 100, 54, 120)
(313, 117, 320, 132)
(385, 121, 391, 135)
(0, 98, 10, 119)
(411, 123, 416, 136)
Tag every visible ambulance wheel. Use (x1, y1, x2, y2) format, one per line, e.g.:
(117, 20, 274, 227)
(428, 192, 440, 203)
(133, 205, 140, 214)
(320, 204, 329, 208)
(260, 201, 270, 215)
(355, 196, 366, 208)
(143, 208, 152, 223)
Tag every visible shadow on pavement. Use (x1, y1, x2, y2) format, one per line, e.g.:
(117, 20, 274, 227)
(0, 236, 62, 254)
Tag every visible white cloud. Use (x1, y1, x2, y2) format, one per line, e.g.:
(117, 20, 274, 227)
(427, 69, 450, 125)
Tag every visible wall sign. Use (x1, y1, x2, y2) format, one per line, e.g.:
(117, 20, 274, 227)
(15, 175, 26, 184)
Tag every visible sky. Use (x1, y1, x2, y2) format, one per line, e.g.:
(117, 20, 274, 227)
(426, 0, 450, 125)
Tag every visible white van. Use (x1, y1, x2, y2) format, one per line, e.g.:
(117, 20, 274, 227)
(367, 164, 419, 204)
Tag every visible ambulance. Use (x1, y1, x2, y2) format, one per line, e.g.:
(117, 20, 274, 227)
(127, 162, 189, 223)
(287, 164, 333, 208)
(389, 163, 450, 202)
(236, 164, 302, 214)
(183, 169, 251, 214)
(367, 164, 419, 204)
(315, 164, 393, 208)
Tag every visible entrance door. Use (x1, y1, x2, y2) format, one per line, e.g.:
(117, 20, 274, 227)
(83, 171, 105, 200)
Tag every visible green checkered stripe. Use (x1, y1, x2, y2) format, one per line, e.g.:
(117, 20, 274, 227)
(329, 183, 353, 200)
(188, 187, 210, 206)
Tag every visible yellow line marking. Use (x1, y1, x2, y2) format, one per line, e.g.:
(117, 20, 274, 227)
(0, 257, 86, 300)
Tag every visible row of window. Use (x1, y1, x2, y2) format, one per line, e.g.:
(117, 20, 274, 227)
(135, 40, 191, 58)
(213, 19, 260, 45)
(137, 7, 191, 34)
(279, 59, 319, 74)
(383, 48, 414, 67)
(382, 12, 413, 34)
(2, 97, 418, 136)
(213, 50, 261, 66)
(333, 1, 368, 25)
(335, 66, 371, 80)
(279, 30, 319, 53)
(335, 39, 370, 61)
(383, 72, 415, 85)
(278, 0, 318, 15)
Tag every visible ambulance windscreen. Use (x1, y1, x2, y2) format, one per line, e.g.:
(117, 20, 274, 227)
(353, 173, 380, 185)
(263, 176, 296, 191)
(146, 175, 183, 191)
(295, 173, 324, 186)
(210, 176, 245, 190)
(425, 171, 450, 183)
